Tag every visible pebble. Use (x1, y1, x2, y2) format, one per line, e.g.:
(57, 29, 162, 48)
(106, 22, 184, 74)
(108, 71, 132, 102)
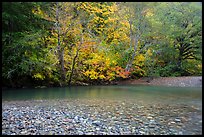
(148, 124, 155, 128)
(174, 118, 181, 122)
(96, 127, 100, 130)
(139, 131, 145, 134)
(20, 130, 28, 134)
(78, 131, 84, 135)
(92, 121, 101, 126)
(178, 131, 183, 135)
(147, 116, 153, 119)
(2, 99, 202, 135)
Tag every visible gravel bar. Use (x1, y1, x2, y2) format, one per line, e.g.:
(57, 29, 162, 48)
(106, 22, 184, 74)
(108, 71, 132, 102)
(2, 99, 202, 135)
(119, 76, 202, 87)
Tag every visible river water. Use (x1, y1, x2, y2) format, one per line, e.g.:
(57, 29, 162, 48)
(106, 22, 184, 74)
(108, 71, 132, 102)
(2, 85, 202, 135)
(2, 85, 202, 105)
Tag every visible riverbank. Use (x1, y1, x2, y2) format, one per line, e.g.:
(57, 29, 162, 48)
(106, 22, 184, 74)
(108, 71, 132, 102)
(117, 76, 202, 87)
(2, 99, 202, 135)
(2, 76, 202, 90)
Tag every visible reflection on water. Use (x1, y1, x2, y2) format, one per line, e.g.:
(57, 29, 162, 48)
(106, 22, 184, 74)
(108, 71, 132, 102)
(2, 85, 202, 106)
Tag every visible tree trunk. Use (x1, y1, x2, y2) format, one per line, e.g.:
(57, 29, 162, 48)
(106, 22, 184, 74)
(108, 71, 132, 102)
(9, 78, 15, 88)
(56, 2, 66, 86)
(125, 9, 142, 72)
(58, 48, 66, 82)
(68, 32, 83, 86)
(125, 34, 140, 72)
(68, 48, 79, 86)
(177, 55, 182, 72)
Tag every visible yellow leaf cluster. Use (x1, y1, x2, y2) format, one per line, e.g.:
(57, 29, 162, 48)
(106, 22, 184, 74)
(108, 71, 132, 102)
(146, 49, 153, 56)
(33, 73, 45, 80)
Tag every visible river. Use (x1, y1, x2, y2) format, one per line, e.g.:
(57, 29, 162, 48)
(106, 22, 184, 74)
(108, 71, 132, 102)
(2, 85, 202, 135)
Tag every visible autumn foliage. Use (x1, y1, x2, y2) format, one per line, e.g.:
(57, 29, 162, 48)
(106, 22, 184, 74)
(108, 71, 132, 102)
(2, 2, 202, 87)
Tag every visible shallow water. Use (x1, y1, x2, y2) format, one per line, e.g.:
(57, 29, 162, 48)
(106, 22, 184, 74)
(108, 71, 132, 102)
(2, 85, 202, 135)
(2, 85, 202, 107)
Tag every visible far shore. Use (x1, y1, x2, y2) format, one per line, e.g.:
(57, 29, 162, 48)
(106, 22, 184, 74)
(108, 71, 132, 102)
(2, 76, 202, 90)
(117, 76, 202, 87)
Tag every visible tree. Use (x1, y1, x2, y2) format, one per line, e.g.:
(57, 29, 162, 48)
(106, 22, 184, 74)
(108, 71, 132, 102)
(155, 2, 202, 75)
(33, 2, 85, 86)
(118, 2, 155, 73)
(2, 2, 52, 87)
(2, 2, 202, 88)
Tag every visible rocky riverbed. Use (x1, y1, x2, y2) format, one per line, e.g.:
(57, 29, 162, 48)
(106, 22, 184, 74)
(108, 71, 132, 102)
(2, 99, 202, 135)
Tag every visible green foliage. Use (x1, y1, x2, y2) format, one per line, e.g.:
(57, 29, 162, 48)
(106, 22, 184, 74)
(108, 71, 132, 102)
(181, 60, 202, 76)
(153, 2, 202, 76)
(2, 2, 202, 87)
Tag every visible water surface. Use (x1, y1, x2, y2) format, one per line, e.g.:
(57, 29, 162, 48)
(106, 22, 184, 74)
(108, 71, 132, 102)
(2, 85, 202, 135)
(2, 85, 202, 107)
